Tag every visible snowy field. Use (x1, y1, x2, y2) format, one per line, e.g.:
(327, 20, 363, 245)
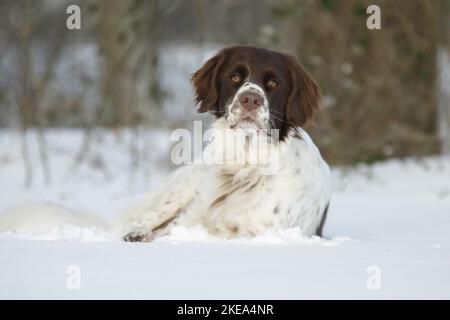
(0, 129, 449, 299)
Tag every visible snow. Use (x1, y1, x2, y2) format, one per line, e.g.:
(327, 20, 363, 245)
(0, 129, 450, 299)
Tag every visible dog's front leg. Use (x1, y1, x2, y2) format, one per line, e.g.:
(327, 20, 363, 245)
(119, 165, 202, 242)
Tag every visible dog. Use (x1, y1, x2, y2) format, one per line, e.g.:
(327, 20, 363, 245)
(120, 46, 331, 242)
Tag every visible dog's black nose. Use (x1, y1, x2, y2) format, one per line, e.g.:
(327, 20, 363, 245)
(239, 93, 262, 111)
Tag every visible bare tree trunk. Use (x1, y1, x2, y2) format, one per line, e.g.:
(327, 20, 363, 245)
(97, 0, 133, 127)
(17, 1, 34, 188)
(193, 0, 207, 44)
(14, 0, 66, 186)
(437, 0, 450, 154)
(437, 48, 450, 154)
(277, 0, 302, 56)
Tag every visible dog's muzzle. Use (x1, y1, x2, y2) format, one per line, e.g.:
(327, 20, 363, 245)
(238, 92, 263, 112)
(228, 82, 269, 128)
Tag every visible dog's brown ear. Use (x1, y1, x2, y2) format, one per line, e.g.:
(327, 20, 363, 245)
(191, 51, 225, 113)
(285, 54, 321, 127)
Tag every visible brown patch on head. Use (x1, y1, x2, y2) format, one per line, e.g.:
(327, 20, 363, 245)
(191, 46, 321, 140)
(284, 54, 321, 128)
(191, 50, 225, 114)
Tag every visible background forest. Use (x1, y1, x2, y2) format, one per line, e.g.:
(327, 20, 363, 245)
(0, 0, 449, 185)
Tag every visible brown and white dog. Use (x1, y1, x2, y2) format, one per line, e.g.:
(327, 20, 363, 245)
(120, 46, 331, 242)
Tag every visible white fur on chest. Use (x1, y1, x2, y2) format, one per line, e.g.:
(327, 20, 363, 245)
(120, 120, 331, 240)
(174, 119, 332, 238)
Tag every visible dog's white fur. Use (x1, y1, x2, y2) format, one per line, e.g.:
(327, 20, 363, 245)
(120, 80, 331, 240)
(119, 115, 332, 240)
(0, 82, 331, 241)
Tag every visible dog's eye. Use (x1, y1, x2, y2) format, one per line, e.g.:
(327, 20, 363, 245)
(266, 79, 278, 90)
(230, 73, 241, 84)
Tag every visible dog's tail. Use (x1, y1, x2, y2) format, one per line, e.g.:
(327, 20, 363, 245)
(0, 204, 114, 240)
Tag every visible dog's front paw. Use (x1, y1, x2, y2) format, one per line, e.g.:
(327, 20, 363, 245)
(123, 230, 153, 242)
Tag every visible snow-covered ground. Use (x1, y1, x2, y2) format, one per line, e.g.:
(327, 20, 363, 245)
(0, 130, 449, 299)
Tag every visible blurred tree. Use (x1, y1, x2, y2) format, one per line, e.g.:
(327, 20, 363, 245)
(2, 0, 69, 186)
(1, 0, 448, 169)
(437, 0, 450, 154)
(279, 0, 440, 164)
(96, 0, 133, 127)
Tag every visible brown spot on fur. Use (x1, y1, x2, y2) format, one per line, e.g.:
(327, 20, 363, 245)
(229, 225, 239, 234)
(274, 205, 280, 214)
(219, 172, 235, 190)
(245, 177, 261, 192)
(152, 209, 181, 233)
(210, 193, 229, 209)
(211, 169, 262, 211)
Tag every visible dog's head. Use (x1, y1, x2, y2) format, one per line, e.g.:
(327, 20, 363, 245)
(191, 46, 320, 139)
